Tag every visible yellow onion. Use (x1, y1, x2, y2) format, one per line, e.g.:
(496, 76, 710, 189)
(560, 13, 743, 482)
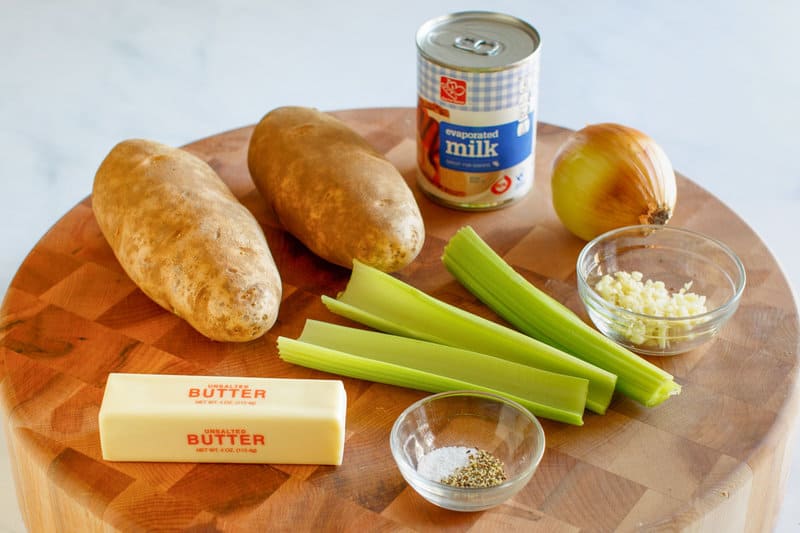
(551, 123, 677, 241)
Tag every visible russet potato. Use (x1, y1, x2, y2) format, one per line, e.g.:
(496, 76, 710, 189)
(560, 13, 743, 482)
(247, 107, 425, 272)
(92, 139, 282, 342)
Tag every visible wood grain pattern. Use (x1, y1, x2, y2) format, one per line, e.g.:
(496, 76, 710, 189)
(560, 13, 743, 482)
(1, 108, 798, 532)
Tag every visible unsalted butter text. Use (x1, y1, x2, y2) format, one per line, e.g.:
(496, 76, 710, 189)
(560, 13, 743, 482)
(188, 386, 267, 399)
(187, 429, 266, 446)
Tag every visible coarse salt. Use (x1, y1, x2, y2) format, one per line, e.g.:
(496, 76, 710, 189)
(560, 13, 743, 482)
(416, 446, 476, 482)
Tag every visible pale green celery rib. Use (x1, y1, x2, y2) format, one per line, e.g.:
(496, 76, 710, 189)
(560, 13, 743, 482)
(300, 320, 588, 416)
(321, 260, 616, 414)
(441, 226, 681, 408)
(277, 320, 587, 425)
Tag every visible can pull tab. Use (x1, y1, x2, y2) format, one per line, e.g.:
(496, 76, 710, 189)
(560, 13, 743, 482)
(454, 35, 501, 56)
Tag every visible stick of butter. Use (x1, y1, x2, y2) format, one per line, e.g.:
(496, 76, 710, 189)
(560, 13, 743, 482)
(98, 373, 347, 465)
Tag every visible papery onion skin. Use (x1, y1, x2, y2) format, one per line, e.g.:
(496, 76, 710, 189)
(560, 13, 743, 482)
(551, 123, 677, 241)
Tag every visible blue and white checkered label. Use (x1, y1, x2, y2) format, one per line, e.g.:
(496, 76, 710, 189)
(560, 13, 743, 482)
(417, 56, 539, 113)
(416, 53, 540, 207)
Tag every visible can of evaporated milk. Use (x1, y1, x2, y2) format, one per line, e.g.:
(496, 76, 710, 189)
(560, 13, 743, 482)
(416, 11, 541, 210)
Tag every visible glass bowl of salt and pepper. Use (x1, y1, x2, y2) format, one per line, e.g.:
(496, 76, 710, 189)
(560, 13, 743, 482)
(390, 390, 545, 511)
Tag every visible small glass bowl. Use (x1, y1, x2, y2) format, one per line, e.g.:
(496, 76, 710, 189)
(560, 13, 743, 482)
(577, 225, 746, 356)
(389, 390, 545, 512)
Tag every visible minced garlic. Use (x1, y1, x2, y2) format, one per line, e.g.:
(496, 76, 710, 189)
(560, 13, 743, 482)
(594, 271, 708, 348)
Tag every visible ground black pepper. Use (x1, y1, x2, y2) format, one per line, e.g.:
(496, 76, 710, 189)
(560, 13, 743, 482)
(440, 449, 507, 488)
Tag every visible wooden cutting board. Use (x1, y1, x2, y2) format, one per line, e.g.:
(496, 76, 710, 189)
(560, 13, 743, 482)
(1, 108, 798, 532)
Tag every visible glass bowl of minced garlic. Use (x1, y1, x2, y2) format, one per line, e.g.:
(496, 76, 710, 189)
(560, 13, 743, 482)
(390, 390, 545, 512)
(577, 225, 746, 356)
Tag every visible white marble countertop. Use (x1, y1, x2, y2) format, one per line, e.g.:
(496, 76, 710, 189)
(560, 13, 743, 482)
(1, 2, 797, 531)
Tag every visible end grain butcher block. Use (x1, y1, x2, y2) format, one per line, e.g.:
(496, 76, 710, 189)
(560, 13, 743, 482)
(1, 108, 798, 532)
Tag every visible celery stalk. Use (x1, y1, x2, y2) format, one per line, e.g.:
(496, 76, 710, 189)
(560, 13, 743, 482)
(441, 225, 681, 407)
(321, 261, 617, 414)
(278, 320, 588, 425)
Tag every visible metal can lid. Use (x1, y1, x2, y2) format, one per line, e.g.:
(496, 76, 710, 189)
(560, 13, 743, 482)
(416, 11, 540, 71)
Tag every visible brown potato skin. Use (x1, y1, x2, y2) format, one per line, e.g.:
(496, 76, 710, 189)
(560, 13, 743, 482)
(92, 139, 282, 342)
(247, 107, 425, 272)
